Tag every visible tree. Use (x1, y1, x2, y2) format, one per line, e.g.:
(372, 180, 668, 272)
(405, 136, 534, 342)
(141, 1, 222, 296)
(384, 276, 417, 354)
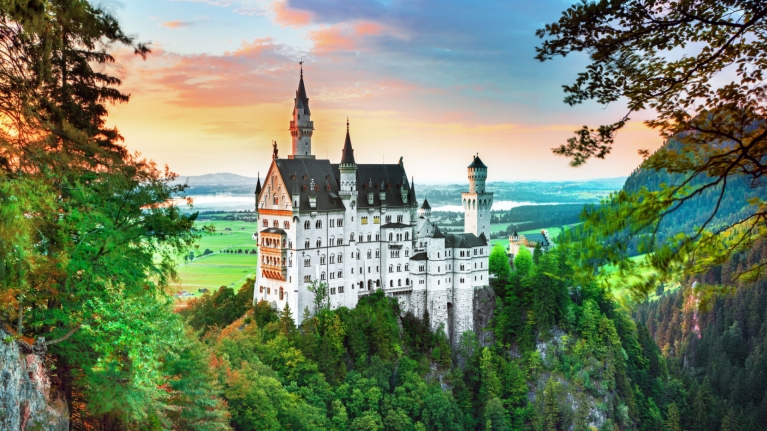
(489, 244, 511, 281)
(537, 0, 767, 297)
(307, 279, 330, 314)
(664, 402, 681, 431)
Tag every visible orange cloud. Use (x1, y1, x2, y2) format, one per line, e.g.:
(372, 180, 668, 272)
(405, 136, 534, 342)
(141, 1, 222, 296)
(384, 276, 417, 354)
(162, 20, 193, 29)
(309, 21, 386, 53)
(273, 1, 312, 27)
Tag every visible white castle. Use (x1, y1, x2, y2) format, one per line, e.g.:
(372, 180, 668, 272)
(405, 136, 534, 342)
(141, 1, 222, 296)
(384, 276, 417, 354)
(253, 68, 493, 340)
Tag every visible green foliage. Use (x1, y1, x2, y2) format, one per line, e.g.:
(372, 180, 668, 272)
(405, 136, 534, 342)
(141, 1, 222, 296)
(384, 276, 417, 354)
(489, 244, 511, 281)
(181, 279, 255, 333)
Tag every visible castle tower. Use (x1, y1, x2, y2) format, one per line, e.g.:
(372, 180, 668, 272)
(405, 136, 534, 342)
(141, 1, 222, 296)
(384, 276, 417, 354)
(289, 63, 315, 159)
(462, 154, 493, 238)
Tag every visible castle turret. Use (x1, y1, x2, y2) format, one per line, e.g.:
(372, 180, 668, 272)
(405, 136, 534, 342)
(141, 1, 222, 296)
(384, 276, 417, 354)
(462, 154, 493, 238)
(289, 63, 315, 159)
(419, 199, 431, 219)
(254, 172, 261, 211)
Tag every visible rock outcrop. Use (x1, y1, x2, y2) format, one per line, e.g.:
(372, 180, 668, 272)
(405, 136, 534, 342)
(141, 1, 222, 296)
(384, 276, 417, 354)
(0, 329, 68, 431)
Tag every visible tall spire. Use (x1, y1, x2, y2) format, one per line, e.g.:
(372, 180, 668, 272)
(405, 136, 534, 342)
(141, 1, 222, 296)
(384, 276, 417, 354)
(341, 118, 356, 165)
(290, 62, 314, 158)
(255, 172, 262, 195)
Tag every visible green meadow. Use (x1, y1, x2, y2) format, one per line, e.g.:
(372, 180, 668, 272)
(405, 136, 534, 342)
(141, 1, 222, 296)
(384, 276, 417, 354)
(170, 219, 259, 296)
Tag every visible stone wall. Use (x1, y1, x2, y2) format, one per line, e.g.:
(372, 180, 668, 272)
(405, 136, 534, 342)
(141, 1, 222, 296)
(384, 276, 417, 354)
(473, 286, 496, 347)
(0, 329, 68, 431)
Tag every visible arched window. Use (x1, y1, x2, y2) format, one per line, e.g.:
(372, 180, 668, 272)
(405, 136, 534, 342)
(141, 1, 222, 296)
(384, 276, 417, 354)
(367, 250, 372, 259)
(405, 264, 409, 271)
(330, 254, 335, 264)
(321, 272, 326, 280)
(397, 264, 401, 272)
(279, 287, 284, 300)
(304, 257, 311, 267)
(284, 221, 290, 229)
(390, 280, 394, 287)
(316, 220, 322, 229)
(338, 253, 343, 263)
(359, 235, 363, 243)
(316, 238, 322, 248)
(405, 249, 409, 257)
(350, 233, 355, 242)
(375, 233, 380, 241)
(367, 234, 371, 242)
(389, 265, 393, 273)
(398, 279, 402, 286)
(320, 255, 326, 264)
(356, 251, 360, 260)
(375, 249, 380, 258)
(329, 236, 335, 246)
(337, 270, 342, 278)
(305, 239, 310, 249)
(273, 194, 278, 205)
(388, 232, 393, 241)
(263, 219, 268, 227)
(273, 220, 279, 228)
(405, 278, 409, 285)
(405, 232, 409, 240)
(304, 220, 310, 229)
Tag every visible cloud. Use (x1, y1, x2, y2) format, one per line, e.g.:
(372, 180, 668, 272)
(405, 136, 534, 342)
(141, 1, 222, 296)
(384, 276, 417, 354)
(273, 0, 312, 26)
(162, 20, 194, 28)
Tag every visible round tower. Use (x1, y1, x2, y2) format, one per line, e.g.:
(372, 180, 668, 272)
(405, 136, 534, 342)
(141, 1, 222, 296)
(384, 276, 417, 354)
(419, 199, 431, 219)
(468, 154, 487, 193)
(289, 63, 315, 159)
(462, 154, 493, 238)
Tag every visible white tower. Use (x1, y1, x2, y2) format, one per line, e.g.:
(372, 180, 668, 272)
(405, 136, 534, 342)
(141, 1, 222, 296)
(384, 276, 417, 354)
(289, 63, 314, 159)
(462, 154, 492, 238)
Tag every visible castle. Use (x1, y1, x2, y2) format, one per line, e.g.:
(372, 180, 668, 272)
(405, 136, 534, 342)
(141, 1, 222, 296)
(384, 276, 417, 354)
(253, 68, 493, 340)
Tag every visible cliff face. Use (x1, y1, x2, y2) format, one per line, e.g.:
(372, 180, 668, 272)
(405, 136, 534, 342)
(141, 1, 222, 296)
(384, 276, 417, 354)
(473, 286, 496, 346)
(0, 329, 69, 431)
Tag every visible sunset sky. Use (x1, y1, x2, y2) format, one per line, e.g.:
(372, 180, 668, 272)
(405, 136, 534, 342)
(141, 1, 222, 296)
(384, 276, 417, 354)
(103, 0, 664, 183)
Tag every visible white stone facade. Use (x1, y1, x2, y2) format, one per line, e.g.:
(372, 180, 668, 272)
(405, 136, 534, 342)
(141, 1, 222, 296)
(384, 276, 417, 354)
(253, 71, 492, 341)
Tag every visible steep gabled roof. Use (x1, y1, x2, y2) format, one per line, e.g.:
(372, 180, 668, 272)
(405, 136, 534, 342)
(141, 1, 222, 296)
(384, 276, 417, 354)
(445, 232, 488, 248)
(295, 72, 311, 115)
(330, 163, 416, 209)
(255, 175, 262, 195)
(274, 158, 345, 212)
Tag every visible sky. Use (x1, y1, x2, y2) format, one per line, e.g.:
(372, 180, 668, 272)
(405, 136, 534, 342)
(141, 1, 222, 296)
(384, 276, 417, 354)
(101, 0, 664, 183)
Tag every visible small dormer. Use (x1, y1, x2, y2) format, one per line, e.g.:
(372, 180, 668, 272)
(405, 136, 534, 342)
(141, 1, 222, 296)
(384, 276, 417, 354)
(309, 178, 317, 209)
(379, 180, 387, 209)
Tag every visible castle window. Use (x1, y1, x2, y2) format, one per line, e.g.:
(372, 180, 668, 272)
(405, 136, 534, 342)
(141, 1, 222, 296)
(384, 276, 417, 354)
(437, 252, 440, 258)
(330, 254, 335, 264)
(338, 219, 343, 227)
(397, 215, 403, 223)
(330, 219, 335, 228)
(367, 234, 371, 242)
(330, 272, 334, 279)
(385, 215, 391, 223)
(263, 219, 268, 227)
(338, 253, 343, 263)
(304, 220, 310, 229)
(329, 236, 335, 246)
(337, 238, 343, 246)
(304, 258, 311, 267)
(305, 239, 310, 249)
(315, 220, 322, 229)
(373, 216, 380, 224)
(273, 194, 278, 205)
(356, 251, 360, 260)
(389, 265, 393, 273)
(320, 255, 326, 265)
(337, 270, 342, 278)
(375, 233, 380, 241)
(321, 272, 326, 280)
(350, 233, 355, 242)
(259, 286, 263, 293)
(405, 278, 409, 285)
(375, 249, 380, 258)
(367, 250, 372, 259)
(405, 232, 409, 240)
(390, 280, 394, 287)
(388, 233, 393, 241)
(267, 287, 271, 294)
(461, 264, 465, 271)
(339, 285, 344, 293)
(474, 249, 478, 255)
(398, 279, 401, 286)
(397, 264, 401, 272)
(330, 287, 336, 294)
(405, 249, 409, 257)
(273, 220, 279, 228)
(284, 221, 290, 229)
(359, 235, 363, 243)
(361, 216, 368, 225)
(316, 238, 322, 248)
(405, 264, 409, 271)
(279, 287, 284, 300)
(304, 275, 311, 282)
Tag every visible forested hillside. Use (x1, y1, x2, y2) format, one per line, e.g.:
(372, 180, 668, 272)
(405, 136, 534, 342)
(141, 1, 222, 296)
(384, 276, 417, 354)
(633, 239, 767, 431)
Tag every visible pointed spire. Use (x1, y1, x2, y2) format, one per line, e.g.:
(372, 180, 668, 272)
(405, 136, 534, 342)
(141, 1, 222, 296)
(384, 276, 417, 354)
(255, 172, 262, 195)
(295, 62, 310, 115)
(408, 176, 416, 204)
(341, 118, 356, 165)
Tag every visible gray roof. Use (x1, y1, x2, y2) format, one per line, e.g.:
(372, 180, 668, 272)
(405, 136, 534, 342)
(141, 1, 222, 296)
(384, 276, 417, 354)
(274, 158, 346, 212)
(524, 232, 551, 246)
(420, 199, 431, 210)
(341, 127, 355, 165)
(468, 155, 487, 169)
(445, 232, 487, 248)
(261, 227, 287, 235)
(331, 163, 416, 209)
(410, 252, 428, 261)
(432, 225, 446, 238)
(295, 73, 310, 115)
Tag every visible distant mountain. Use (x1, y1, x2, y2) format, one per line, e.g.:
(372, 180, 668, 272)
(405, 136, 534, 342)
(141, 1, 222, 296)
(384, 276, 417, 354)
(174, 173, 258, 186)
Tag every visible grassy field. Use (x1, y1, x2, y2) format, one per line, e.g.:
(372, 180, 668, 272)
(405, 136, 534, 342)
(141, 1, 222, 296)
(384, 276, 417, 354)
(170, 220, 258, 296)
